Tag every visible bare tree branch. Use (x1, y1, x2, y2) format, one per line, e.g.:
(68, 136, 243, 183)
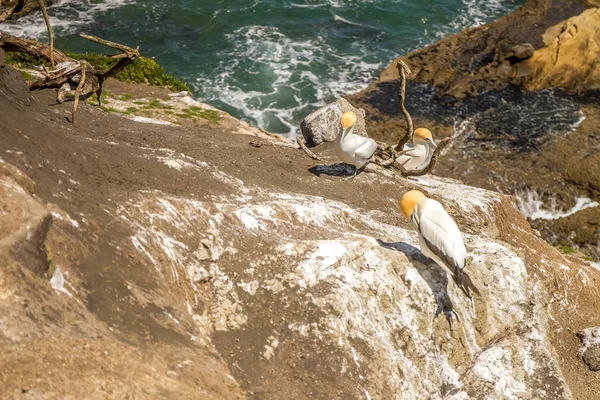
(395, 60, 413, 151)
(34, 0, 54, 67)
(0, 33, 69, 64)
(0, 0, 25, 22)
(71, 61, 86, 124)
(296, 136, 321, 160)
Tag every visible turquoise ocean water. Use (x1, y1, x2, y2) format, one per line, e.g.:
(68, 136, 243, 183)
(3, 0, 524, 137)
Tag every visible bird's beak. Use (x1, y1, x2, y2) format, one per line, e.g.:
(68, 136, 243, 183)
(410, 210, 419, 226)
(427, 138, 437, 148)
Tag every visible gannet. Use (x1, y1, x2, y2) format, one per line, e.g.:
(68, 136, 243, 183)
(400, 190, 479, 297)
(396, 128, 437, 171)
(332, 111, 378, 179)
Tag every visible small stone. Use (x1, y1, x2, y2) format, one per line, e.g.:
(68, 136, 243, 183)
(511, 43, 535, 60)
(583, 345, 600, 371)
(187, 264, 211, 284)
(299, 98, 368, 147)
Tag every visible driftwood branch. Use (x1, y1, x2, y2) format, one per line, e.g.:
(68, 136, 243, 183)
(296, 136, 321, 160)
(395, 60, 413, 151)
(0, 31, 139, 124)
(34, 0, 54, 67)
(71, 61, 85, 124)
(0, 0, 25, 23)
(0, 33, 69, 64)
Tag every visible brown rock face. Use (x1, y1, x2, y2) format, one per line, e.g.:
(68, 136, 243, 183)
(520, 8, 600, 93)
(348, 0, 600, 261)
(378, 0, 589, 98)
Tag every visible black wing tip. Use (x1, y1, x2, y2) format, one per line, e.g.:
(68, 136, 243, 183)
(454, 267, 481, 298)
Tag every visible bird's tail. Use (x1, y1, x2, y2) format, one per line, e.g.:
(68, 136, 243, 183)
(454, 266, 481, 299)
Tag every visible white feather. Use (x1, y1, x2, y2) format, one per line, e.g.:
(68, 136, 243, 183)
(332, 126, 377, 168)
(396, 140, 436, 171)
(416, 199, 467, 274)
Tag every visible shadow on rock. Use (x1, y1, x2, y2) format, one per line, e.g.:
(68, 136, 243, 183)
(309, 163, 355, 177)
(377, 239, 458, 324)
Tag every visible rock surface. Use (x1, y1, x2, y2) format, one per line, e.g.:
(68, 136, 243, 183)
(347, 0, 600, 262)
(2, 60, 600, 398)
(520, 7, 600, 93)
(577, 327, 600, 371)
(300, 97, 368, 147)
(378, 0, 591, 98)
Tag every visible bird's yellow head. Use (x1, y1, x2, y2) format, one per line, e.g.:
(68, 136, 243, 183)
(414, 128, 432, 140)
(414, 127, 436, 147)
(340, 111, 357, 129)
(399, 190, 426, 218)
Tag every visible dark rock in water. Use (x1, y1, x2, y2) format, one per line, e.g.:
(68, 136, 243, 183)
(0, 48, 5, 68)
(511, 43, 535, 60)
(300, 98, 367, 147)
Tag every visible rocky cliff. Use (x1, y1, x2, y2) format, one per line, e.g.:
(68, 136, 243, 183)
(2, 50, 600, 398)
(348, 0, 600, 263)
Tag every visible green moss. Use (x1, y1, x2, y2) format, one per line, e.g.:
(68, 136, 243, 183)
(125, 107, 138, 113)
(558, 245, 575, 255)
(185, 107, 220, 123)
(177, 113, 193, 119)
(6, 52, 51, 68)
(582, 255, 594, 261)
(119, 93, 133, 101)
(19, 70, 35, 81)
(6, 50, 190, 92)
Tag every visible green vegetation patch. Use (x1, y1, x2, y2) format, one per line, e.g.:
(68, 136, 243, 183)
(558, 245, 575, 255)
(5, 51, 190, 92)
(184, 106, 220, 123)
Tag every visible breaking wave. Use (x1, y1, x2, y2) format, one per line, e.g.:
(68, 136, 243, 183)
(514, 190, 599, 221)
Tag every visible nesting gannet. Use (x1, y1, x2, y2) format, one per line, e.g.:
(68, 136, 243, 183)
(332, 111, 378, 179)
(396, 128, 437, 171)
(400, 190, 479, 297)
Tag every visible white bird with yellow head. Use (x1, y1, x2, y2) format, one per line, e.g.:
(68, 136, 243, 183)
(332, 111, 378, 179)
(400, 190, 479, 297)
(396, 128, 437, 171)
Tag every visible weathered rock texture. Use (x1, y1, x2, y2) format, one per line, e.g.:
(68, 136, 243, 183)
(520, 7, 600, 92)
(578, 327, 600, 371)
(2, 61, 600, 397)
(378, 0, 593, 98)
(347, 0, 600, 262)
(300, 97, 368, 147)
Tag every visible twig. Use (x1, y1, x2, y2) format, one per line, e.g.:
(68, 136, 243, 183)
(0, 0, 25, 23)
(296, 136, 321, 161)
(80, 34, 140, 55)
(71, 61, 86, 124)
(395, 137, 451, 177)
(35, 0, 54, 67)
(0, 33, 69, 64)
(395, 60, 413, 151)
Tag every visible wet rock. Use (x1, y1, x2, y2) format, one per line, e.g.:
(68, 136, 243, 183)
(0, 48, 5, 68)
(299, 98, 367, 147)
(512, 43, 535, 59)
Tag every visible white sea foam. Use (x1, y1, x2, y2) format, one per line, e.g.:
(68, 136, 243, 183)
(437, 0, 509, 39)
(0, 0, 133, 39)
(194, 24, 383, 138)
(515, 190, 599, 221)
